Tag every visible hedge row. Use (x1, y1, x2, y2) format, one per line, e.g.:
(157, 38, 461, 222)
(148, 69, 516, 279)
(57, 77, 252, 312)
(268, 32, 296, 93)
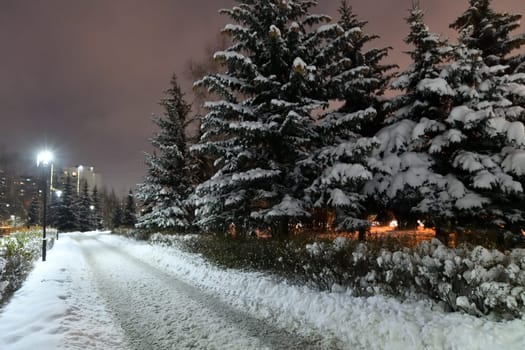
(148, 233, 525, 320)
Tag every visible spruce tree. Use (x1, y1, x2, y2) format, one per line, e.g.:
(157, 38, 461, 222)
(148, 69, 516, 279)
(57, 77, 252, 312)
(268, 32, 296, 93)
(103, 189, 119, 229)
(193, 0, 332, 236)
(122, 190, 136, 228)
(451, 0, 525, 71)
(48, 192, 60, 228)
(305, 1, 393, 236)
(55, 176, 77, 232)
(26, 197, 40, 226)
(416, 2, 525, 239)
(76, 182, 93, 232)
(441, 54, 525, 236)
(136, 75, 192, 230)
(365, 4, 455, 232)
(91, 186, 103, 230)
(111, 203, 123, 229)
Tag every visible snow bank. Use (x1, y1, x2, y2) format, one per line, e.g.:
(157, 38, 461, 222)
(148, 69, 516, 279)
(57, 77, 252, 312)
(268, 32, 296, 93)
(99, 234, 525, 350)
(0, 234, 127, 350)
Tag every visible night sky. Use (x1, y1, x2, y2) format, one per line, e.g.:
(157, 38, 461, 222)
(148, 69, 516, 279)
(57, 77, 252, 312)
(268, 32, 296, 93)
(1, 0, 524, 195)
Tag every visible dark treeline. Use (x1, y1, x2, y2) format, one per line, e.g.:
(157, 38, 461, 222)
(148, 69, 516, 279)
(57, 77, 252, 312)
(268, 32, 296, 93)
(39, 179, 136, 232)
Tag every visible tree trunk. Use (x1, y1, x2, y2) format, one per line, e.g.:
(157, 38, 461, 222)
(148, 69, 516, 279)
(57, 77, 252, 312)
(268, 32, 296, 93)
(435, 226, 449, 245)
(358, 227, 366, 241)
(277, 217, 289, 237)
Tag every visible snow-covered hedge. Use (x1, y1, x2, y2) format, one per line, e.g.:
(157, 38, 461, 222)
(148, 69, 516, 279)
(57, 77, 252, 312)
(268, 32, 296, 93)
(0, 230, 55, 304)
(338, 239, 525, 319)
(158, 233, 525, 320)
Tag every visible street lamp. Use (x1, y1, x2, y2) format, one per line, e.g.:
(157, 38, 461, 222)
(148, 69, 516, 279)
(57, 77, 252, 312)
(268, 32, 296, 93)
(89, 205, 95, 230)
(77, 165, 84, 194)
(37, 150, 53, 262)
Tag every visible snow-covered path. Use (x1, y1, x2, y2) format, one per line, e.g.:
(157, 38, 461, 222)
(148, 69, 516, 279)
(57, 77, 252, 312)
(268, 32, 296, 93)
(0, 233, 328, 350)
(0, 234, 127, 349)
(75, 234, 324, 349)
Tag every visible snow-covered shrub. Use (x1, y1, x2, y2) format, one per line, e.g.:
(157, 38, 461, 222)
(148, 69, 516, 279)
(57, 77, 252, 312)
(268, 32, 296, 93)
(323, 238, 525, 319)
(0, 257, 7, 299)
(0, 230, 55, 304)
(113, 227, 153, 241)
(170, 233, 525, 319)
(149, 232, 199, 249)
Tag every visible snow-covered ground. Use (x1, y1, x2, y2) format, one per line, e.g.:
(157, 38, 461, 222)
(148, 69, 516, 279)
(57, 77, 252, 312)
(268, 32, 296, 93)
(1, 232, 524, 350)
(0, 233, 127, 350)
(0, 232, 327, 349)
(99, 233, 525, 350)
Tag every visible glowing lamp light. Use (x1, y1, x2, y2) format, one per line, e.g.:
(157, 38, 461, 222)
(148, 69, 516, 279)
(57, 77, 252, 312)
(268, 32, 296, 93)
(37, 150, 53, 166)
(89, 205, 95, 211)
(389, 220, 398, 228)
(56, 190, 63, 198)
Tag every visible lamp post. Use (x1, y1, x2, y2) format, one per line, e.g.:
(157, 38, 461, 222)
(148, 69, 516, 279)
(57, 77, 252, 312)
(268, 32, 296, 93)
(89, 205, 95, 230)
(54, 190, 62, 240)
(37, 150, 53, 262)
(77, 165, 84, 194)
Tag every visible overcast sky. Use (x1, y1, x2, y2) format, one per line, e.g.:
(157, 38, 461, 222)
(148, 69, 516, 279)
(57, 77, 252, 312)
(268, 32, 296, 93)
(1, 0, 524, 196)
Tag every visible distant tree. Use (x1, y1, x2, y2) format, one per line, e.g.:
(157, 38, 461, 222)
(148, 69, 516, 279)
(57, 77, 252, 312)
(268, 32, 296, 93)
(48, 192, 60, 228)
(91, 186, 103, 230)
(55, 176, 77, 232)
(76, 182, 92, 232)
(122, 190, 136, 228)
(111, 203, 123, 229)
(26, 197, 40, 226)
(102, 188, 119, 229)
(136, 75, 192, 231)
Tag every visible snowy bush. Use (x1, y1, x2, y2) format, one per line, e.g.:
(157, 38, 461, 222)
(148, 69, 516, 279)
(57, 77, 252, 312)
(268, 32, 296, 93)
(149, 232, 199, 249)
(113, 227, 153, 241)
(167, 234, 525, 320)
(0, 230, 55, 304)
